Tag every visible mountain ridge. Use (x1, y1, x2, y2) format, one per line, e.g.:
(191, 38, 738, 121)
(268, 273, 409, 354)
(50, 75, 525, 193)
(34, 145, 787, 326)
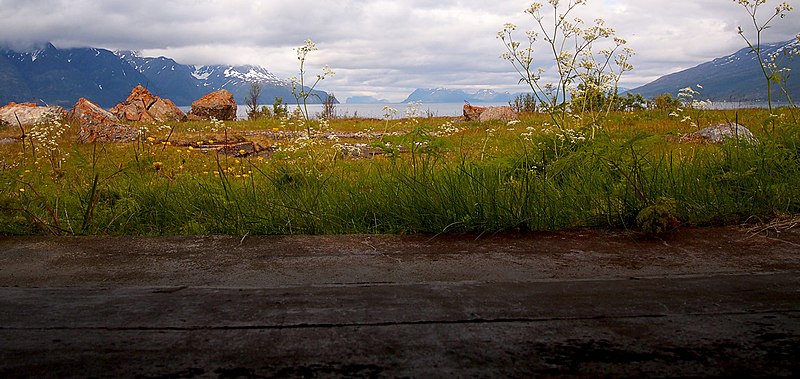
(631, 39, 800, 101)
(0, 43, 330, 108)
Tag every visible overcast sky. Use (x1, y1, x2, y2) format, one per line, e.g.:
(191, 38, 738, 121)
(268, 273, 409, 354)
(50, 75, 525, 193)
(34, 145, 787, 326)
(1, 0, 798, 102)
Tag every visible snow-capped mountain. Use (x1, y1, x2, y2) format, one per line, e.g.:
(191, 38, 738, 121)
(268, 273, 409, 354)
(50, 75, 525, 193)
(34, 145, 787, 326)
(116, 51, 327, 106)
(402, 88, 515, 103)
(0, 43, 331, 108)
(191, 65, 285, 88)
(631, 38, 800, 101)
(346, 95, 390, 104)
(471, 89, 512, 102)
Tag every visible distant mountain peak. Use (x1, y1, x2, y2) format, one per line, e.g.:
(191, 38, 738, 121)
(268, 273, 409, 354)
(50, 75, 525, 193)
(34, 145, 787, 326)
(631, 38, 800, 101)
(221, 65, 283, 83)
(346, 95, 390, 104)
(403, 87, 515, 103)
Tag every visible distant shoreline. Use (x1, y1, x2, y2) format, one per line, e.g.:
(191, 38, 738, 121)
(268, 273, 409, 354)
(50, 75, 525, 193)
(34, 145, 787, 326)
(182, 101, 793, 120)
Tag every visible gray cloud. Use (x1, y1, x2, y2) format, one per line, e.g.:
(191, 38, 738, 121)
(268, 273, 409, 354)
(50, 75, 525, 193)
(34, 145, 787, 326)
(1, 0, 797, 101)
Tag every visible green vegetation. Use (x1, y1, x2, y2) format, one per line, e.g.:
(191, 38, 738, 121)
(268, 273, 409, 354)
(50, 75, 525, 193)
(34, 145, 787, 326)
(2, 107, 799, 236)
(2, 1, 797, 237)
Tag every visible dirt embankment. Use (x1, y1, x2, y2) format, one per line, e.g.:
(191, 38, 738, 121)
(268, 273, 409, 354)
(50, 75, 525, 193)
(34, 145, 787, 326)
(1, 226, 798, 287)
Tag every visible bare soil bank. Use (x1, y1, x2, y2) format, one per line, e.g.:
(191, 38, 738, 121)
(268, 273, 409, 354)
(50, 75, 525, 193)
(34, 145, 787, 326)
(2, 226, 798, 287)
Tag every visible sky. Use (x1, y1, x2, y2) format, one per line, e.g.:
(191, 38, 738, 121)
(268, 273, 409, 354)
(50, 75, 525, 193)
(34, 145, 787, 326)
(1, 0, 798, 102)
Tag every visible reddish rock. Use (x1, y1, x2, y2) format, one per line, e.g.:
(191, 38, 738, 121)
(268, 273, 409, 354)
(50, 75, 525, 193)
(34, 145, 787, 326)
(0, 102, 66, 127)
(68, 98, 138, 143)
(463, 104, 486, 122)
(110, 86, 186, 123)
(188, 90, 237, 121)
(69, 98, 119, 126)
(463, 104, 518, 123)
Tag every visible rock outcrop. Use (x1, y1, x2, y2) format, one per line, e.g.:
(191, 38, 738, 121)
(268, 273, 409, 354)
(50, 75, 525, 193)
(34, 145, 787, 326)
(187, 90, 237, 121)
(68, 98, 138, 143)
(0, 102, 66, 127)
(463, 104, 518, 122)
(110, 86, 186, 123)
(681, 123, 758, 144)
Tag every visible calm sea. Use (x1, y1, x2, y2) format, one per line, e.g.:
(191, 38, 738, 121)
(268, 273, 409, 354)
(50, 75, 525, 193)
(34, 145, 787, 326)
(179, 103, 506, 120)
(239, 102, 508, 120)
(177, 101, 791, 121)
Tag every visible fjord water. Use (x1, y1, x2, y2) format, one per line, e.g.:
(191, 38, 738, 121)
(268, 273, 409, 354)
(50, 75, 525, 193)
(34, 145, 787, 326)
(179, 101, 790, 121)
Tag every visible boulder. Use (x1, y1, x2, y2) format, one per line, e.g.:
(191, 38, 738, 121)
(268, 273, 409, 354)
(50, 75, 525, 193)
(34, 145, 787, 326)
(681, 123, 758, 144)
(187, 90, 237, 121)
(479, 106, 518, 123)
(110, 85, 186, 123)
(463, 104, 486, 122)
(0, 102, 66, 128)
(68, 98, 120, 126)
(68, 98, 138, 143)
(463, 104, 518, 122)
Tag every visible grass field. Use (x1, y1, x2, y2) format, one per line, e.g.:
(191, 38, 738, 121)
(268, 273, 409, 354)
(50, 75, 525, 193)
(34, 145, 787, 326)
(1, 107, 799, 236)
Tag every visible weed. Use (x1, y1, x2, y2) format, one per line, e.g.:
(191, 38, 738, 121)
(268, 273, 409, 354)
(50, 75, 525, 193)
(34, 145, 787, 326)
(636, 197, 681, 236)
(498, 0, 634, 132)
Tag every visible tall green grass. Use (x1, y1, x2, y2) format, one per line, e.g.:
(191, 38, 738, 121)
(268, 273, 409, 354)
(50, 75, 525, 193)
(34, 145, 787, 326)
(2, 110, 799, 235)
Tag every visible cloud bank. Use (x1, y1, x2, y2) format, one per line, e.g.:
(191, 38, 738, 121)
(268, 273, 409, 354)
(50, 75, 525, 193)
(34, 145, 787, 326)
(1, 0, 798, 101)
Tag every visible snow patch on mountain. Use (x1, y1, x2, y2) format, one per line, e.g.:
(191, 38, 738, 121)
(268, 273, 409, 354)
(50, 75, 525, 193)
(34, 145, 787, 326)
(191, 67, 211, 80)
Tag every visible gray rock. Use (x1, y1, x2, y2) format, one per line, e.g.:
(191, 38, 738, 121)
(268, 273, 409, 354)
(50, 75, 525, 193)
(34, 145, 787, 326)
(463, 104, 518, 122)
(0, 102, 65, 128)
(682, 123, 757, 144)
